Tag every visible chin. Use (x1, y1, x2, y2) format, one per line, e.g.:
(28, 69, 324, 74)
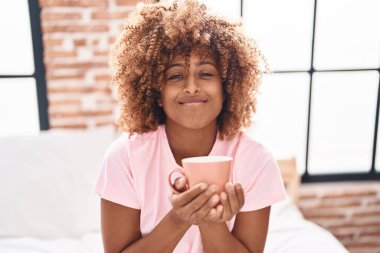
(178, 119, 217, 130)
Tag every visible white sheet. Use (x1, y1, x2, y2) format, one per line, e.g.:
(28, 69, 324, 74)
(0, 233, 102, 253)
(266, 196, 349, 253)
(0, 197, 348, 253)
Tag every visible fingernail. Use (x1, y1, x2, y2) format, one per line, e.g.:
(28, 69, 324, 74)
(221, 192, 227, 200)
(210, 185, 218, 192)
(212, 194, 220, 204)
(200, 183, 207, 190)
(235, 184, 242, 190)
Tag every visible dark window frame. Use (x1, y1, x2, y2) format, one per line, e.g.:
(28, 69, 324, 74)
(0, 0, 49, 130)
(241, 0, 380, 182)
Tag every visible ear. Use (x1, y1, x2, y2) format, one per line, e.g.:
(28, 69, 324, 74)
(157, 98, 163, 107)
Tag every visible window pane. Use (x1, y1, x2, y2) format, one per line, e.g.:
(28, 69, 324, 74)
(0, 0, 34, 75)
(245, 73, 310, 174)
(308, 71, 378, 174)
(0, 78, 40, 136)
(243, 0, 314, 71)
(200, 0, 241, 21)
(314, 0, 380, 70)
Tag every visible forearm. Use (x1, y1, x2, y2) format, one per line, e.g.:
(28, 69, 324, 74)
(121, 209, 191, 253)
(199, 222, 250, 253)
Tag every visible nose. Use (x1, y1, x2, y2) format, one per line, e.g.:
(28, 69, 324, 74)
(183, 75, 200, 94)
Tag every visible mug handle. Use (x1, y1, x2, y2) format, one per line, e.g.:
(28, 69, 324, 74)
(168, 168, 189, 194)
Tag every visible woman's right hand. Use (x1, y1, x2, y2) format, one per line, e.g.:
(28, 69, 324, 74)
(170, 178, 221, 225)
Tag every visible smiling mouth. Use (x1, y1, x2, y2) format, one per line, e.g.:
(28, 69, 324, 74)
(178, 99, 208, 105)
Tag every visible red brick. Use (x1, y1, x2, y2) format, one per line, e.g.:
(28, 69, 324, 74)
(108, 36, 116, 44)
(322, 190, 378, 199)
(94, 50, 109, 57)
(42, 12, 82, 20)
(299, 192, 318, 200)
(43, 24, 109, 33)
(48, 98, 81, 106)
(115, 0, 139, 6)
(91, 11, 129, 20)
(45, 62, 108, 70)
(49, 123, 87, 129)
(50, 109, 113, 118)
(94, 74, 110, 82)
(317, 198, 362, 208)
(360, 227, 380, 236)
(39, 0, 108, 8)
(44, 50, 77, 58)
(47, 73, 84, 80)
(302, 209, 347, 220)
(353, 210, 380, 218)
(43, 38, 63, 46)
(92, 86, 112, 94)
(96, 121, 116, 127)
(345, 241, 380, 248)
(348, 248, 380, 253)
(367, 200, 380, 206)
(48, 86, 92, 94)
(73, 39, 87, 46)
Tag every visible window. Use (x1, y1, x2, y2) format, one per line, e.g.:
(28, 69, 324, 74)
(242, 0, 380, 182)
(0, 0, 48, 136)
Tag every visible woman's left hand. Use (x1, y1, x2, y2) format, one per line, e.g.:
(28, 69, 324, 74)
(204, 183, 245, 222)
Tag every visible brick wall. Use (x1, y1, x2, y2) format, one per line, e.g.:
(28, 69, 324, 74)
(39, 0, 139, 129)
(298, 181, 380, 253)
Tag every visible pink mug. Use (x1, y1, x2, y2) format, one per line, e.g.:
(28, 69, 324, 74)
(168, 156, 233, 194)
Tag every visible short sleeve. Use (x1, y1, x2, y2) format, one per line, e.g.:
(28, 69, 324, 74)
(94, 136, 140, 209)
(235, 141, 286, 212)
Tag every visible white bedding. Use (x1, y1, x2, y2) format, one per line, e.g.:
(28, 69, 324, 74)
(0, 197, 348, 253)
(0, 130, 348, 252)
(266, 196, 349, 253)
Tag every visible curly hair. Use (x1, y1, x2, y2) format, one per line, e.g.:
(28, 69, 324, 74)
(110, 0, 266, 140)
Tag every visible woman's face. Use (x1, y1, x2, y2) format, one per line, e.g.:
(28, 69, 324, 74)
(159, 52, 223, 130)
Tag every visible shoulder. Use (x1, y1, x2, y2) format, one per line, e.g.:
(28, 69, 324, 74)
(105, 127, 159, 159)
(235, 131, 274, 165)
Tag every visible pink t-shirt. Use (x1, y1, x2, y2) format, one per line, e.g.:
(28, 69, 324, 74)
(95, 124, 285, 252)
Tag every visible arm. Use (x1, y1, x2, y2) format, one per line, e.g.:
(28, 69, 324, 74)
(199, 183, 271, 253)
(101, 182, 220, 253)
(101, 199, 190, 253)
(199, 207, 270, 253)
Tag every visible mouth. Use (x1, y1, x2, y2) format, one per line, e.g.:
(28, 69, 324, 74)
(178, 98, 208, 105)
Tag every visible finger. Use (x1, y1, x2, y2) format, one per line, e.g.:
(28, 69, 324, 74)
(215, 204, 224, 221)
(205, 208, 217, 220)
(173, 177, 188, 193)
(226, 183, 239, 212)
(235, 183, 245, 208)
(189, 193, 220, 222)
(171, 183, 207, 208)
(220, 191, 231, 220)
(206, 204, 223, 222)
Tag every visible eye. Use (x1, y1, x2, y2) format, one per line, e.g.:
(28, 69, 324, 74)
(168, 73, 183, 80)
(200, 72, 213, 77)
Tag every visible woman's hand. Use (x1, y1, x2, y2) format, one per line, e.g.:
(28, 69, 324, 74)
(170, 177, 221, 225)
(204, 183, 245, 223)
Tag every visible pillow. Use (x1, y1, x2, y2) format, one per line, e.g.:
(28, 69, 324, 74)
(0, 127, 116, 239)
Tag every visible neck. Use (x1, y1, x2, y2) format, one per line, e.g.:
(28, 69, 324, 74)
(165, 121, 218, 166)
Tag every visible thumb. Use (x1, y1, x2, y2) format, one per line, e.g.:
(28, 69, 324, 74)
(174, 177, 188, 193)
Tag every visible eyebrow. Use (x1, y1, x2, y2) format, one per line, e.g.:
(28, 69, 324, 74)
(165, 61, 217, 72)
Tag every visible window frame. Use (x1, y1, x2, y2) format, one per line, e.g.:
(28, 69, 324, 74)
(241, 0, 380, 182)
(0, 0, 49, 131)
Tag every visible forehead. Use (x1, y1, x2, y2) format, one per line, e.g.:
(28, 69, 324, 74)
(170, 48, 217, 65)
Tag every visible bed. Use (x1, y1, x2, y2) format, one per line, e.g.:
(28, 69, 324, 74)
(0, 129, 348, 252)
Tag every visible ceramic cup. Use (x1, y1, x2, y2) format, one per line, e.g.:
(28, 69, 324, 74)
(168, 156, 233, 193)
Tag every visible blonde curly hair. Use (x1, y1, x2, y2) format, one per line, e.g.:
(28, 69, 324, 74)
(110, 0, 266, 140)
